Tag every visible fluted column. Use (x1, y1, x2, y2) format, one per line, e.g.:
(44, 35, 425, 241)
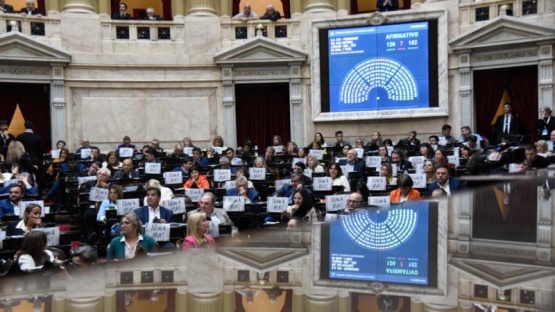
(97, 0, 110, 15)
(337, 290, 349, 312)
(45, 0, 60, 12)
(67, 297, 103, 312)
(293, 292, 304, 312)
(63, 0, 95, 13)
(188, 293, 221, 311)
(52, 294, 66, 312)
(176, 289, 189, 312)
(222, 288, 234, 312)
(291, 1, 304, 14)
(187, 0, 217, 15)
(305, 0, 335, 12)
(103, 292, 116, 312)
(219, 0, 231, 16)
(304, 294, 337, 312)
(337, 0, 349, 11)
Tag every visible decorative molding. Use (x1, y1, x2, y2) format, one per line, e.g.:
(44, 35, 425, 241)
(0, 65, 50, 76)
(233, 68, 289, 77)
(368, 12, 387, 26)
(471, 49, 536, 62)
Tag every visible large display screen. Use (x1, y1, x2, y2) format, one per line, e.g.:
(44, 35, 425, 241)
(321, 202, 438, 286)
(320, 20, 438, 113)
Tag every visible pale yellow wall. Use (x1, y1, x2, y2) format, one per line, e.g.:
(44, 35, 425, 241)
(238, 0, 284, 17)
(124, 0, 163, 18)
(10, 0, 29, 11)
(358, 0, 406, 12)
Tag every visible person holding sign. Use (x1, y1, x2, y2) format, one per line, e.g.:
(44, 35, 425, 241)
(225, 176, 259, 204)
(15, 231, 58, 272)
(97, 184, 124, 223)
(135, 188, 174, 225)
(47, 147, 69, 175)
(217, 157, 237, 174)
(389, 174, 422, 203)
(183, 212, 216, 250)
(183, 166, 210, 189)
(272, 135, 286, 153)
(282, 189, 322, 229)
(107, 212, 158, 260)
(328, 163, 350, 192)
(391, 150, 413, 173)
(6, 203, 43, 236)
(139, 146, 163, 168)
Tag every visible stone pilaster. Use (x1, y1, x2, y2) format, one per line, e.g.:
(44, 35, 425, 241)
(304, 294, 337, 312)
(457, 50, 474, 130)
(51, 64, 67, 149)
(188, 293, 221, 311)
(305, 0, 335, 12)
(62, 0, 95, 13)
(188, 0, 217, 16)
(538, 44, 554, 112)
(66, 297, 103, 312)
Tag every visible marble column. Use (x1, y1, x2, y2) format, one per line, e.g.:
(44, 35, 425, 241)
(411, 299, 424, 312)
(52, 294, 66, 312)
(292, 292, 304, 312)
(187, 0, 217, 15)
(289, 62, 304, 146)
(51, 64, 67, 149)
(219, 0, 231, 16)
(188, 292, 221, 311)
(291, 0, 304, 14)
(97, 0, 110, 15)
(176, 289, 189, 312)
(221, 65, 237, 149)
(45, 0, 60, 12)
(62, 0, 95, 13)
(305, 0, 335, 12)
(336, 0, 349, 11)
(337, 290, 349, 312)
(304, 294, 337, 312)
(457, 50, 474, 130)
(67, 297, 103, 312)
(222, 288, 234, 312)
(538, 44, 554, 112)
(103, 292, 116, 312)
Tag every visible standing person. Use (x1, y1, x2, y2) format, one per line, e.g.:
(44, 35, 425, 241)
(19, 0, 41, 15)
(0, 119, 14, 157)
(232, 3, 259, 22)
(0, 0, 15, 13)
(16, 120, 43, 167)
(494, 103, 521, 143)
(106, 212, 157, 260)
(440, 124, 457, 145)
(330, 131, 350, 153)
(538, 107, 555, 141)
(183, 212, 216, 250)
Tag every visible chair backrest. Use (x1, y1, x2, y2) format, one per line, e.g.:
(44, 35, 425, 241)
(46, 247, 67, 261)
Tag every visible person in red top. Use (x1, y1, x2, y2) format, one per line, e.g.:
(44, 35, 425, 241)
(389, 174, 421, 203)
(183, 212, 216, 250)
(183, 166, 210, 189)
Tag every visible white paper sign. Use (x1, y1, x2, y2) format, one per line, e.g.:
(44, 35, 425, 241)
(33, 227, 60, 246)
(4, 179, 17, 187)
(249, 167, 266, 181)
(274, 146, 283, 154)
(409, 174, 427, 188)
(387, 146, 394, 155)
(430, 144, 438, 151)
(438, 136, 447, 146)
(447, 155, 460, 167)
(183, 147, 193, 156)
(409, 156, 425, 166)
(163, 171, 183, 184)
(369, 196, 390, 207)
(214, 169, 231, 182)
(145, 163, 161, 174)
(414, 163, 424, 174)
(391, 164, 398, 176)
(354, 148, 364, 159)
(325, 194, 348, 212)
(303, 169, 312, 180)
(367, 176, 387, 191)
(89, 187, 109, 202)
(267, 197, 288, 213)
(309, 149, 324, 160)
(325, 213, 339, 222)
(80, 148, 91, 159)
(185, 188, 204, 202)
(313, 177, 332, 191)
(78, 176, 97, 185)
(161, 197, 186, 214)
(275, 179, 290, 190)
(231, 158, 244, 166)
(119, 147, 133, 157)
(208, 220, 220, 238)
(548, 141, 554, 151)
(18, 200, 45, 218)
(212, 147, 223, 155)
(223, 196, 245, 212)
(291, 158, 306, 168)
(116, 198, 140, 216)
(365, 156, 382, 168)
(51, 149, 60, 159)
(508, 163, 519, 173)
(224, 181, 236, 190)
(0, 230, 4, 249)
(145, 223, 170, 242)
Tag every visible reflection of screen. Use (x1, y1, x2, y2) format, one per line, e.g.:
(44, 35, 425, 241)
(320, 20, 438, 112)
(321, 202, 437, 286)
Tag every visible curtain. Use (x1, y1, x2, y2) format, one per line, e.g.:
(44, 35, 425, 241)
(235, 83, 291, 150)
(507, 66, 538, 143)
(473, 69, 507, 142)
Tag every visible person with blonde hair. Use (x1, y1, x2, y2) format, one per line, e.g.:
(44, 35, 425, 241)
(107, 212, 157, 260)
(183, 212, 216, 250)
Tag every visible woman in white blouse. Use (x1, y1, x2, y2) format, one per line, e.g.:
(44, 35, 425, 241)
(307, 155, 324, 173)
(15, 231, 56, 272)
(328, 163, 351, 192)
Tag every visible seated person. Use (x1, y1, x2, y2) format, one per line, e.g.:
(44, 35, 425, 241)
(106, 212, 158, 261)
(102, 151, 122, 172)
(183, 166, 210, 189)
(6, 203, 43, 236)
(139, 146, 163, 167)
(97, 184, 124, 223)
(0, 184, 25, 220)
(135, 188, 173, 224)
(142, 179, 174, 206)
(0, 0, 15, 13)
(282, 189, 323, 230)
(272, 172, 312, 204)
(183, 212, 216, 250)
(15, 231, 57, 272)
(112, 2, 132, 20)
(225, 148, 244, 166)
(169, 144, 186, 159)
(173, 157, 193, 179)
(390, 149, 413, 173)
(85, 147, 104, 163)
(389, 174, 422, 203)
(264, 146, 283, 166)
(377, 0, 398, 12)
(20, 0, 41, 15)
(117, 135, 136, 152)
(0, 172, 39, 197)
(60, 153, 87, 173)
(187, 192, 234, 226)
(344, 148, 366, 183)
(260, 4, 280, 21)
(191, 147, 209, 167)
(225, 176, 259, 204)
(235, 167, 255, 189)
(114, 158, 139, 180)
(217, 157, 237, 174)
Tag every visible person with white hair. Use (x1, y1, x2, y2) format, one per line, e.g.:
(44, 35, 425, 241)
(143, 7, 161, 20)
(261, 4, 281, 21)
(20, 0, 41, 15)
(142, 178, 174, 206)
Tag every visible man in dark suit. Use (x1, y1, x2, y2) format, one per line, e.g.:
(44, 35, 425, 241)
(19, 0, 41, 15)
(114, 159, 139, 180)
(112, 2, 132, 20)
(0, 0, 14, 13)
(391, 149, 413, 173)
(538, 106, 555, 141)
(272, 172, 312, 204)
(16, 120, 43, 166)
(0, 119, 14, 157)
(0, 185, 24, 220)
(225, 176, 259, 204)
(134, 188, 173, 224)
(428, 165, 467, 195)
(494, 103, 521, 143)
(524, 144, 550, 169)
(143, 7, 162, 20)
(345, 148, 366, 183)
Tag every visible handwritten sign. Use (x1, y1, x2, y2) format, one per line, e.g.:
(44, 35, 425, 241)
(78, 175, 97, 185)
(80, 148, 91, 159)
(274, 146, 283, 154)
(369, 196, 390, 207)
(267, 197, 288, 213)
(213, 169, 231, 182)
(224, 181, 236, 190)
(119, 147, 133, 157)
(367, 177, 387, 191)
(313, 177, 332, 191)
(365, 156, 381, 168)
(414, 163, 424, 174)
(409, 174, 427, 188)
(223, 196, 245, 212)
(275, 179, 290, 190)
(89, 187, 109, 202)
(291, 158, 306, 168)
(33, 227, 60, 246)
(161, 198, 186, 214)
(387, 146, 394, 155)
(309, 149, 324, 160)
(548, 141, 554, 151)
(335, 157, 346, 164)
(208, 220, 220, 238)
(145, 163, 161, 174)
(212, 147, 223, 155)
(409, 156, 425, 166)
(163, 171, 183, 184)
(51, 149, 60, 159)
(354, 148, 364, 159)
(249, 168, 266, 181)
(145, 223, 170, 242)
(183, 147, 193, 156)
(447, 155, 460, 167)
(231, 158, 244, 166)
(185, 188, 204, 202)
(303, 169, 312, 180)
(438, 136, 447, 146)
(18, 200, 45, 218)
(325, 194, 348, 212)
(116, 198, 140, 216)
(391, 164, 398, 176)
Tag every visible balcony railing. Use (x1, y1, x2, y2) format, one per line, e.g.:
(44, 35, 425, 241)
(221, 19, 301, 41)
(101, 19, 181, 41)
(459, 0, 543, 26)
(0, 13, 60, 38)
